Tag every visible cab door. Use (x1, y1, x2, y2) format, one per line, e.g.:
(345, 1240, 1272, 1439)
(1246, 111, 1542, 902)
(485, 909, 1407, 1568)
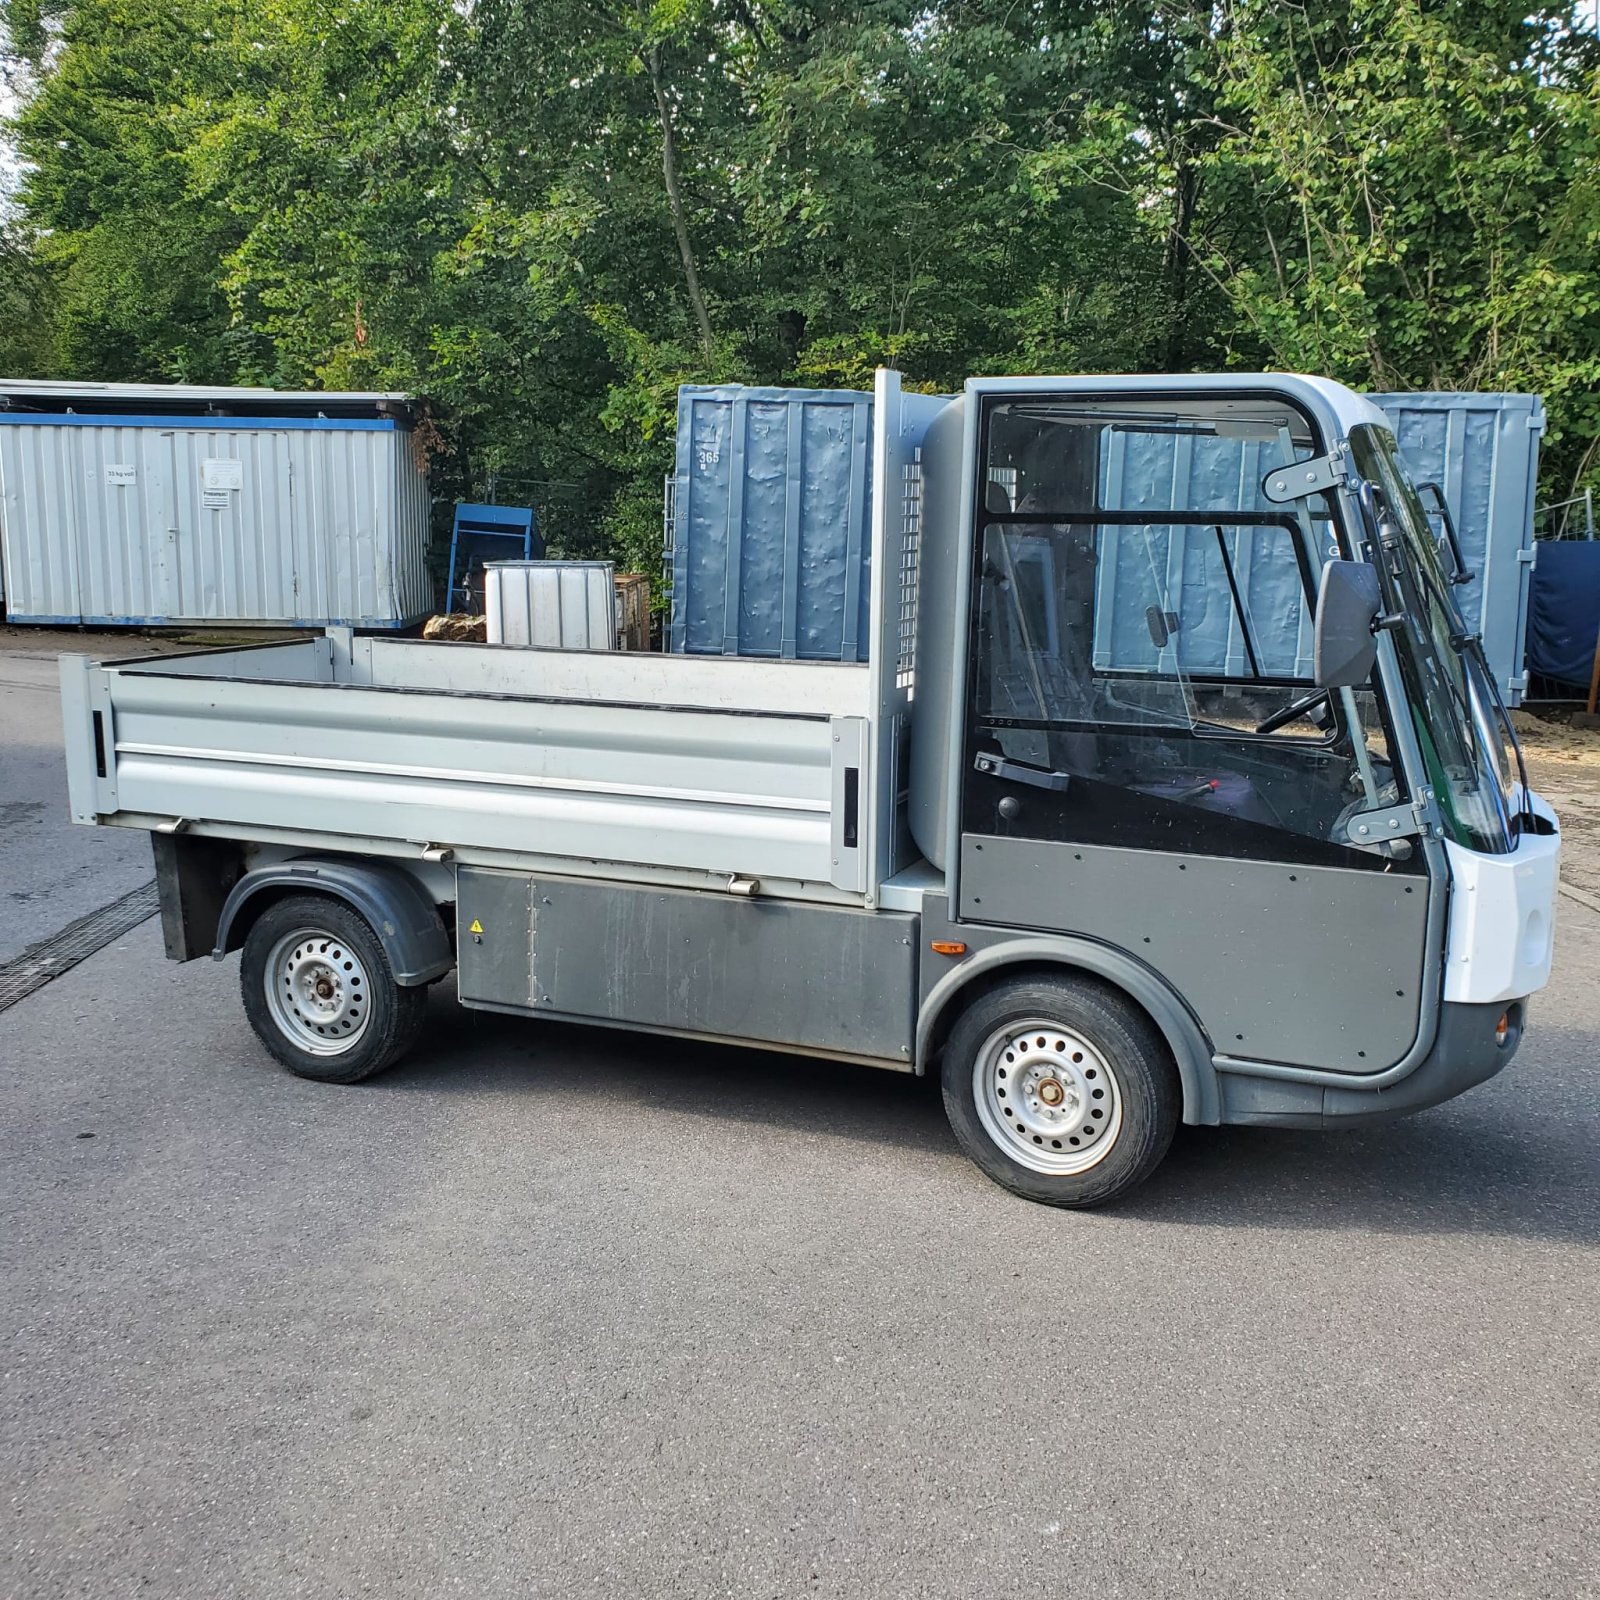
(956, 392, 1432, 1074)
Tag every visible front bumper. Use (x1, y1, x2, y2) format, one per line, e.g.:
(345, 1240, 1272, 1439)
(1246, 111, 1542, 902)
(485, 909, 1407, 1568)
(1217, 998, 1526, 1129)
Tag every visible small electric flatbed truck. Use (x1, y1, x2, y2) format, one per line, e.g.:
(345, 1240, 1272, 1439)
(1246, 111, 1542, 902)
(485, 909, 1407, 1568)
(60, 371, 1561, 1206)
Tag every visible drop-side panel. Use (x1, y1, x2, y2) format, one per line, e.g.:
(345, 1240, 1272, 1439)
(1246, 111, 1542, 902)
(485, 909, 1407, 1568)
(101, 668, 860, 888)
(958, 834, 1429, 1073)
(457, 869, 918, 1064)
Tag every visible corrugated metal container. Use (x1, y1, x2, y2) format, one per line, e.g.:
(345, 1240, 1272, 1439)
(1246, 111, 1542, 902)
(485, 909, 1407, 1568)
(1092, 394, 1544, 701)
(668, 383, 1542, 703)
(0, 411, 432, 627)
(1090, 429, 1313, 680)
(669, 385, 873, 660)
(1369, 392, 1544, 703)
(486, 561, 617, 649)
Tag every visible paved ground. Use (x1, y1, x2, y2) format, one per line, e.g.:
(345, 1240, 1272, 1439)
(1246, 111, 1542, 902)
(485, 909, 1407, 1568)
(2, 633, 1598, 1597)
(0, 645, 164, 965)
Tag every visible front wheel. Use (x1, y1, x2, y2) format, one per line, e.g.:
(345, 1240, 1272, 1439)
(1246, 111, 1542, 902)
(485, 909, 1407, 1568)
(941, 975, 1179, 1208)
(240, 894, 428, 1084)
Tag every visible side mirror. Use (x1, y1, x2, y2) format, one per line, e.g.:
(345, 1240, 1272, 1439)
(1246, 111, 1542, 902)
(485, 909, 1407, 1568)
(1313, 560, 1382, 688)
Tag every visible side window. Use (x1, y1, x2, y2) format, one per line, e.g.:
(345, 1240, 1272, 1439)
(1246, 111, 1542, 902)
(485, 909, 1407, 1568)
(966, 398, 1411, 870)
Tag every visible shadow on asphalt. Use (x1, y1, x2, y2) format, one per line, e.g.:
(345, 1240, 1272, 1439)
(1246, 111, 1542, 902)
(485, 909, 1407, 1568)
(371, 985, 1599, 1245)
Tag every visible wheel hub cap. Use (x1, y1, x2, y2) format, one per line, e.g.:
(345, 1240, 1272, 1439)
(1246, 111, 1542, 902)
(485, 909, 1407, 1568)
(264, 929, 372, 1057)
(973, 1022, 1124, 1176)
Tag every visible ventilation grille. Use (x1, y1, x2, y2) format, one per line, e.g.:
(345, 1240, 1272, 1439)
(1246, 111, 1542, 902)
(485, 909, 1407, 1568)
(897, 452, 923, 691)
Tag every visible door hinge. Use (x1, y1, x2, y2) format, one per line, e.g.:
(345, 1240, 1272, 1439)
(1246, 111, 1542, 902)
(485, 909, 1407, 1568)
(1263, 452, 1346, 504)
(1342, 799, 1428, 847)
(1517, 546, 1538, 566)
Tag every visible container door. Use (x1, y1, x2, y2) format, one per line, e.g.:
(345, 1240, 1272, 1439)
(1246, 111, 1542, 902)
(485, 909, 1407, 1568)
(956, 392, 1434, 1075)
(145, 430, 183, 620)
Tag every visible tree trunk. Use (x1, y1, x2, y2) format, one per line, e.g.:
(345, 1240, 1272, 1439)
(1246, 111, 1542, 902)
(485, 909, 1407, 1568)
(1164, 155, 1197, 370)
(646, 46, 715, 361)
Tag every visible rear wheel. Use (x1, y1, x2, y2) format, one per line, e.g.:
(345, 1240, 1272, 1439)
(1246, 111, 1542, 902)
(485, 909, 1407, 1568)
(941, 975, 1179, 1208)
(240, 894, 427, 1084)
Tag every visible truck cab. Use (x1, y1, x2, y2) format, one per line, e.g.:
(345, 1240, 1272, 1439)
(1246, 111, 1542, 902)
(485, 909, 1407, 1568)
(890, 373, 1558, 1201)
(62, 370, 1560, 1207)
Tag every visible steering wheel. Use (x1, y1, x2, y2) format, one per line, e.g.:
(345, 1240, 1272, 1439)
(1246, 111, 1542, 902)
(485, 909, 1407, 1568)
(1254, 689, 1329, 736)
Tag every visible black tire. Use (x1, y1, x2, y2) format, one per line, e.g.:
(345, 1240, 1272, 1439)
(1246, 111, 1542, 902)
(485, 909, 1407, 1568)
(239, 893, 428, 1085)
(941, 974, 1179, 1208)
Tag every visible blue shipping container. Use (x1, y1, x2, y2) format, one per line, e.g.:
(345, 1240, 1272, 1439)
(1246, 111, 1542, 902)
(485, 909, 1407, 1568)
(668, 385, 1542, 702)
(669, 386, 873, 660)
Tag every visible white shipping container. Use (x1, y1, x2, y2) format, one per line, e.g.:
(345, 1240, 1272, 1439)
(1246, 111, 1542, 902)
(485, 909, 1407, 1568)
(486, 561, 617, 650)
(0, 406, 432, 627)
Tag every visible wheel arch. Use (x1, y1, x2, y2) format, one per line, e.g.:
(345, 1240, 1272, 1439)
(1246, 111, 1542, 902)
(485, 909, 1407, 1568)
(214, 858, 454, 986)
(916, 938, 1222, 1125)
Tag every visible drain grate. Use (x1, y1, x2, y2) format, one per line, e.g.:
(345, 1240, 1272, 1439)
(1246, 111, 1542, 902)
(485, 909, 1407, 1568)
(0, 880, 161, 1014)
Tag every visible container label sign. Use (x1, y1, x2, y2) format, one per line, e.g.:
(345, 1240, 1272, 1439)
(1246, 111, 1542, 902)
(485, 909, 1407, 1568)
(203, 458, 244, 491)
(202, 488, 230, 510)
(104, 464, 137, 486)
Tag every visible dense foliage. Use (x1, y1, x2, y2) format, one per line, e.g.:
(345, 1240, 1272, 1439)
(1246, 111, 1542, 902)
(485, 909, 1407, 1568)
(3, 0, 1597, 564)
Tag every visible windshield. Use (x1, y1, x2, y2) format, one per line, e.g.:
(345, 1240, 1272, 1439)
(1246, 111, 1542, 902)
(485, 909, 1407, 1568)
(1347, 424, 1516, 854)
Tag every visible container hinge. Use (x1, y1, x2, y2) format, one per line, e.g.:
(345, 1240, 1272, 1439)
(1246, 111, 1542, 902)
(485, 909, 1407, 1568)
(1517, 546, 1538, 566)
(1263, 452, 1346, 504)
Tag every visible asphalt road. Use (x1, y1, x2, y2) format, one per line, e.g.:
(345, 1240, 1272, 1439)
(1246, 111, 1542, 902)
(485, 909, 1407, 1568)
(2, 640, 1598, 1598)
(0, 642, 162, 965)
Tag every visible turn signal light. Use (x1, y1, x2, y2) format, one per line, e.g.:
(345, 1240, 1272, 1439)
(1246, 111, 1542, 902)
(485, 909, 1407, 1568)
(1495, 1010, 1512, 1046)
(930, 940, 967, 957)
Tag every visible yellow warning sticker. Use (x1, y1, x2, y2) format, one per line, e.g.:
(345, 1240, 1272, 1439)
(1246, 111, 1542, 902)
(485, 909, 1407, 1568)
(468, 919, 484, 935)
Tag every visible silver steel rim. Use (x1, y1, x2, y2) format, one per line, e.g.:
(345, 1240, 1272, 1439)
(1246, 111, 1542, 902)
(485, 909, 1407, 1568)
(264, 927, 372, 1056)
(972, 1018, 1124, 1175)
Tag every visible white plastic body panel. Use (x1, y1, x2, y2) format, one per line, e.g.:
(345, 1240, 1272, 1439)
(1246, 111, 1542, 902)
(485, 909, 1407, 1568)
(1442, 802, 1560, 1004)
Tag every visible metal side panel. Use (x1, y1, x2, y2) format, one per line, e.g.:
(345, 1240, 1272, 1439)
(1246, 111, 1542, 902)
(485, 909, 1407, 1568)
(457, 870, 918, 1064)
(959, 834, 1429, 1073)
(58, 655, 111, 822)
(100, 670, 851, 887)
(359, 637, 872, 717)
(455, 867, 536, 1007)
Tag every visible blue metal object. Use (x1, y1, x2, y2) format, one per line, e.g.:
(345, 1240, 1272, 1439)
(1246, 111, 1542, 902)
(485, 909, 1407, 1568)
(1526, 539, 1600, 688)
(669, 386, 873, 660)
(446, 502, 541, 614)
(668, 384, 1542, 704)
(1369, 393, 1544, 704)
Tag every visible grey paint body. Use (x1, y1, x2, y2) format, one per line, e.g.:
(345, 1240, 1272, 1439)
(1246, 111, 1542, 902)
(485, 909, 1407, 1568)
(456, 868, 918, 1066)
(959, 835, 1429, 1074)
(63, 368, 1531, 1151)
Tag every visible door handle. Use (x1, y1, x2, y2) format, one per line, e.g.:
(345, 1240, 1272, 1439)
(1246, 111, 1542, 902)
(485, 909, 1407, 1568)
(973, 753, 1071, 792)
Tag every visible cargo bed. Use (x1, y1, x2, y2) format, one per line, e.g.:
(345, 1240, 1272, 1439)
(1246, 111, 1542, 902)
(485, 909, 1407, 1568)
(61, 634, 882, 902)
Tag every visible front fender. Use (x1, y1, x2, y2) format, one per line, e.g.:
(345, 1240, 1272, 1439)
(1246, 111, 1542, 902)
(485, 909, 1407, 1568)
(213, 858, 453, 986)
(917, 935, 1222, 1126)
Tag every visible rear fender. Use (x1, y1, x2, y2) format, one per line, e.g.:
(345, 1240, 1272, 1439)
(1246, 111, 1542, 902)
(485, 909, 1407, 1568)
(214, 859, 453, 986)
